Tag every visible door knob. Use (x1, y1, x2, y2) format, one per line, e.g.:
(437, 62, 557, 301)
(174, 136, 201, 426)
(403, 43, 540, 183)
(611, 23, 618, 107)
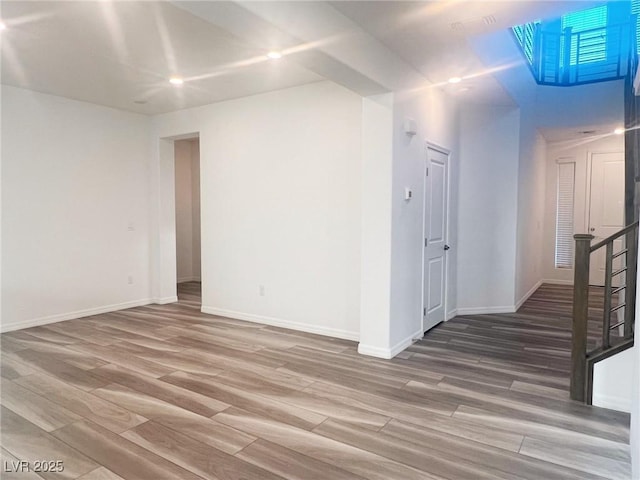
(444, 245, 450, 251)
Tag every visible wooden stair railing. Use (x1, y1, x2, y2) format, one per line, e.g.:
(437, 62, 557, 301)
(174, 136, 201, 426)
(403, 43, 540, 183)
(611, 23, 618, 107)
(570, 222, 638, 403)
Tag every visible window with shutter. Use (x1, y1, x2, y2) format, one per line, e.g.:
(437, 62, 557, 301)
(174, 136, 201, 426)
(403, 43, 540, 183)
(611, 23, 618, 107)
(556, 162, 576, 269)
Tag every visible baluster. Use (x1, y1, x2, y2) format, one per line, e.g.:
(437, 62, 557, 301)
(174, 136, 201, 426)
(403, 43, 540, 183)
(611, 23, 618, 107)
(603, 242, 613, 349)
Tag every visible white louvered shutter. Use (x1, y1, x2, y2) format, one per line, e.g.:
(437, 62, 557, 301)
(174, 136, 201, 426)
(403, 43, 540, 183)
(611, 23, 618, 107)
(555, 162, 576, 269)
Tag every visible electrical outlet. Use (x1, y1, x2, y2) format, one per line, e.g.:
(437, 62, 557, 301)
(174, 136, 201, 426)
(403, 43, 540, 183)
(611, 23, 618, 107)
(128, 275, 134, 285)
(259, 285, 265, 296)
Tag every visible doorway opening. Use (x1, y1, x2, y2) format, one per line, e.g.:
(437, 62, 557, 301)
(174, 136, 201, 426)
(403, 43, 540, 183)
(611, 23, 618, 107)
(174, 137, 201, 307)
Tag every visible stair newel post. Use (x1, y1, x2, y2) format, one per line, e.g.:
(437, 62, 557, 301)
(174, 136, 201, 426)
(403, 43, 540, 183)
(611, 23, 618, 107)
(571, 233, 594, 402)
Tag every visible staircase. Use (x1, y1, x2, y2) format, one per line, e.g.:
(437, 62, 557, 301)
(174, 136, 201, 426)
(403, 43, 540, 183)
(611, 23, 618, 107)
(570, 223, 637, 403)
(569, 15, 640, 405)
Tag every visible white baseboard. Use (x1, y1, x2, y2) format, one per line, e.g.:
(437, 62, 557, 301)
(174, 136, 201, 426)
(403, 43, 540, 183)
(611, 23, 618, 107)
(177, 277, 201, 283)
(542, 278, 573, 286)
(201, 306, 359, 342)
(515, 280, 543, 311)
(0, 298, 153, 333)
(592, 393, 631, 413)
(455, 280, 543, 317)
(358, 329, 422, 359)
(456, 306, 516, 315)
(358, 343, 393, 359)
(446, 309, 458, 321)
(152, 296, 178, 305)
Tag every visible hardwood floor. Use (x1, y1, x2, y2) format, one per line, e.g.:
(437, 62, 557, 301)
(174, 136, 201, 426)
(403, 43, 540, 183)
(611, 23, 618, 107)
(0, 282, 631, 479)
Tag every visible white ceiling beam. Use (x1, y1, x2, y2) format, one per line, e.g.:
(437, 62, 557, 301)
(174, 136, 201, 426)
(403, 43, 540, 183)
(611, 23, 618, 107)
(172, 1, 430, 95)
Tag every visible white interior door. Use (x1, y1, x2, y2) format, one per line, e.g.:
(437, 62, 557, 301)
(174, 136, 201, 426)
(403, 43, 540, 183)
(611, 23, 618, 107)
(423, 146, 449, 333)
(588, 151, 625, 286)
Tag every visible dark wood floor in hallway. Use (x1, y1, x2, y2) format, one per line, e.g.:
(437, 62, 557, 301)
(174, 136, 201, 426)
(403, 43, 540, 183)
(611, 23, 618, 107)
(0, 282, 631, 479)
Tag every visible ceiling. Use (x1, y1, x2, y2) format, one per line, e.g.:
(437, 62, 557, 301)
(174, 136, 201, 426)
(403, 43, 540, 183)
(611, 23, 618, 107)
(0, 1, 323, 115)
(539, 122, 624, 143)
(0, 0, 604, 115)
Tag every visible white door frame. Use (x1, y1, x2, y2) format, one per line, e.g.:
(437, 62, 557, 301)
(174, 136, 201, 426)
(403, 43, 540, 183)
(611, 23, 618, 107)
(422, 142, 452, 333)
(153, 131, 200, 304)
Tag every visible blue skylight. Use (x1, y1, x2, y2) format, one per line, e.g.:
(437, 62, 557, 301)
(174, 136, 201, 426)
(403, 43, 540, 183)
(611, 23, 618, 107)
(561, 5, 608, 65)
(511, 2, 637, 86)
(512, 22, 539, 64)
(632, 0, 640, 53)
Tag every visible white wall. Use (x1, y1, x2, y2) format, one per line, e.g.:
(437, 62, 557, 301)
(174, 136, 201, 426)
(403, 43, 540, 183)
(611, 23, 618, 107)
(542, 134, 625, 284)
(2, 80, 457, 357)
(191, 141, 201, 281)
(174, 139, 201, 283)
(359, 93, 394, 355)
(388, 88, 458, 350)
(515, 123, 547, 307)
(592, 345, 636, 413)
(153, 81, 363, 340)
(472, 30, 547, 308)
(358, 86, 459, 358)
(1, 86, 152, 331)
(457, 105, 520, 314)
(472, 27, 624, 297)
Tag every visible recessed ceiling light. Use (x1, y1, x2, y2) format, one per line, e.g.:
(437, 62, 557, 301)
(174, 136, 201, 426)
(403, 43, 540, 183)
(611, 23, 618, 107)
(169, 76, 184, 86)
(267, 51, 282, 60)
(0, 22, 7, 31)
(448, 77, 462, 84)
(614, 127, 625, 135)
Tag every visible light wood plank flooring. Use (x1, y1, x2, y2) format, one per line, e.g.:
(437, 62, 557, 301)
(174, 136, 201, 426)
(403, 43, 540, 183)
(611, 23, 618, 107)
(0, 282, 631, 479)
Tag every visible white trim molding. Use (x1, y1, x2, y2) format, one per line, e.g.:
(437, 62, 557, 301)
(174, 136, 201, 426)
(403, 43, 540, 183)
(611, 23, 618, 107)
(515, 280, 543, 311)
(0, 298, 153, 333)
(357, 343, 394, 359)
(592, 393, 631, 414)
(153, 296, 179, 305)
(201, 306, 359, 342)
(456, 280, 543, 318)
(446, 309, 458, 321)
(358, 329, 422, 359)
(456, 306, 516, 316)
(542, 278, 573, 286)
